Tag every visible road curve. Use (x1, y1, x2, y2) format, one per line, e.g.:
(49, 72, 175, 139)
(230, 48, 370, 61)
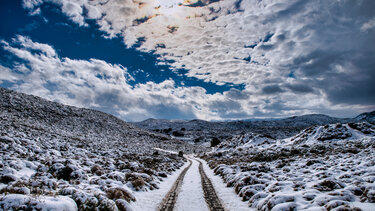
(158, 160, 192, 211)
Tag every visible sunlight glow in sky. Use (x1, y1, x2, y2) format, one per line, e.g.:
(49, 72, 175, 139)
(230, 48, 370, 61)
(0, 0, 374, 121)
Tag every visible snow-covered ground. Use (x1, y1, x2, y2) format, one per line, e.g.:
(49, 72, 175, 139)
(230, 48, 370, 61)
(203, 123, 375, 210)
(175, 158, 209, 211)
(131, 161, 190, 210)
(0, 194, 78, 210)
(0, 87, 197, 210)
(198, 158, 251, 211)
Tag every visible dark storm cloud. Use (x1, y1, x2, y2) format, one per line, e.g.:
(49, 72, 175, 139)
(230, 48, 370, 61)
(322, 53, 375, 105)
(143, 103, 197, 120)
(209, 99, 243, 118)
(285, 83, 314, 94)
(262, 85, 284, 95)
(224, 88, 249, 100)
(274, 0, 375, 108)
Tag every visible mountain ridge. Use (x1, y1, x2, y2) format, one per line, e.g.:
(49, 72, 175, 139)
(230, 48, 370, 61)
(133, 110, 374, 141)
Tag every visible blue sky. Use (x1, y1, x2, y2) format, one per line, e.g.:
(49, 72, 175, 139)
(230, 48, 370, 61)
(0, 0, 243, 93)
(0, 0, 374, 121)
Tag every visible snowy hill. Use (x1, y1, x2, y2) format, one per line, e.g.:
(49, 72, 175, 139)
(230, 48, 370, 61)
(0, 87, 200, 153)
(0, 87, 199, 210)
(216, 133, 276, 151)
(134, 118, 231, 145)
(291, 122, 375, 145)
(354, 111, 375, 124)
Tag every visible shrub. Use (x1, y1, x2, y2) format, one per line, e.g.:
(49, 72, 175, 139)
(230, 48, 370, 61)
(194, 137, 201, 143)
(313, 179, 343, 191)
(56, 165, 75, 181)
(172, 131, 184, 137)
(106, 187, 136, 202)
(131, 177, 145, 191)
(211, 137, 221, 147)
(116, 199, 133, 211)
(0, 175, 16, 184)
(91, 165, 103, 176)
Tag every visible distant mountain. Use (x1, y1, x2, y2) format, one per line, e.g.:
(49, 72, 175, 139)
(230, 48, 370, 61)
(133, 111, 375, 142)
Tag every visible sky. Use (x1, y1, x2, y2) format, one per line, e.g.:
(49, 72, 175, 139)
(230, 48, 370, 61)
(0, 0, 374, 121)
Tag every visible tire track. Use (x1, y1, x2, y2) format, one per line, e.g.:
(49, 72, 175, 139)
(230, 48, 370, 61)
(198, 160, 226, 211)
(158, 159, 192, 211)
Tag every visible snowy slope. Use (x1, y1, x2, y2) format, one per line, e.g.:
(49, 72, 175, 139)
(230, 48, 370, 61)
(354, 111, 375, 124)
(216, 133, 276, 151)
(0, 87, 199, 154)
(0, 87, 201, 210)
(291, 122, 375, 145)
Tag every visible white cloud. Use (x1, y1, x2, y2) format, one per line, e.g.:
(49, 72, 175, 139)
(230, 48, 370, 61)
(14, 0, 375, 119)
(22, 0, 43, 10)
(0, 36, 224, 120)
(21, 0, 375, 85)
(0, 35, 337, 121)
(361, 17, 375, 32)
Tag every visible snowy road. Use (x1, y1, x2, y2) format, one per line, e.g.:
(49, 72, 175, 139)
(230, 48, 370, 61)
(174, 158, 210, 211)
(159, 160, 192, 211)
(157, 156, 248, 211)
(133, 155, 250, 211)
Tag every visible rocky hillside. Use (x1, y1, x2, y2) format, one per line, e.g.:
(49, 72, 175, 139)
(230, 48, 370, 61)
(0, 87, 198, 210)
(0, 87, 196, 153)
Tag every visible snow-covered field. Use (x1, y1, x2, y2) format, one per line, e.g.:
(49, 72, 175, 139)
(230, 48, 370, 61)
(0, 132, 187, 210)
(202, 123, 375, 210)
(0, 88, 196, 210)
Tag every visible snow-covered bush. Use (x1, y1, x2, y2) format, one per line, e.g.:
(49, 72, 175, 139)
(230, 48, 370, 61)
(202, 122, 375, 210)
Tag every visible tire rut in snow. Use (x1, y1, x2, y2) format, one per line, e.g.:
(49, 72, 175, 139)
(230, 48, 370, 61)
(158, 159, 192, 211)
(198, 160, 226, 211)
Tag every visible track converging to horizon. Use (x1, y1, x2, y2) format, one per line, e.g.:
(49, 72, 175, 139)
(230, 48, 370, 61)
(158, 157, 226, 211)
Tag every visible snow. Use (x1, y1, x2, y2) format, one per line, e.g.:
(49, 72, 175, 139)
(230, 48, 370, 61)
(198, 158, 252, 211)
(131, 161, 190, 210)
(351, 202, 375, 211)
(175, 158, 209, 211)
(153, 147, 178, 155)
(0, 194, 77, 211)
